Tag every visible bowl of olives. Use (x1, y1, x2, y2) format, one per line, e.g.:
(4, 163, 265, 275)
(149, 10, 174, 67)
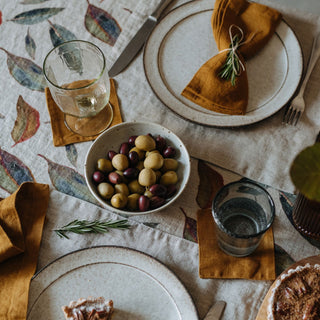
(84, 121, 191, 215)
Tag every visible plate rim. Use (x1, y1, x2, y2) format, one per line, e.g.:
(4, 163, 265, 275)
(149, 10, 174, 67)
(28, 245, 199, 320)
(143, 0, 303, 127)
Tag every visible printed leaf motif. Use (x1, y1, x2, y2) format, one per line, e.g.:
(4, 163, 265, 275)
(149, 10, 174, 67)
(0, 148, 35, 194)
(279, 191, 295, 223)
(85, 0, 121, 46)
(38, 154, 101, 206)
(180, 207, 198, 242)
(143, 222, 159, 228)
(196, 160, 224, 209)
(10, 8, 65, 25)
(0, 113, 4, 119)
(48, 21, 77, 47)
(21, 0, 50, 4)
(275, 244, 295, 276)
(0, 11, 2, 26)
(25, 28, 36, 59)
(0, 47, 46, 91)
(11, 95, 40, 147)
(66, 144, 78, 167)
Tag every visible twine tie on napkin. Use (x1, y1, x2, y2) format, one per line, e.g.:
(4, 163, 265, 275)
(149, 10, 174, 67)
(219, 24, 251, 82)
(181, 0, 282, 115)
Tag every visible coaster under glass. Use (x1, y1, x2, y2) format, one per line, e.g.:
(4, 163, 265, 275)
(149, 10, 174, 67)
(64, 102, 113, 136)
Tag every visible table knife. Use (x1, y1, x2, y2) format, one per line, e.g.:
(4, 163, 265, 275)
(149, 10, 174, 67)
(203, 301, 226, 320)
(108, 0, 173, 77)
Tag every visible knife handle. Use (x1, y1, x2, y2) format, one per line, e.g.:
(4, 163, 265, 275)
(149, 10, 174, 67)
(151, 0, 173, 20)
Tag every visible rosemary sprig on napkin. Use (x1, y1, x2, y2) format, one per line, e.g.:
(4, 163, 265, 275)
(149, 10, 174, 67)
(54, 219, 130, 239)
(219, 34, 242, 86)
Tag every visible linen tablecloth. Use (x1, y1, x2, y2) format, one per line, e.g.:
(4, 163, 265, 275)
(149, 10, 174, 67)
(0, 0, 319, 200)
(0, 1, 320, 319)
(39, 172, 320, 320)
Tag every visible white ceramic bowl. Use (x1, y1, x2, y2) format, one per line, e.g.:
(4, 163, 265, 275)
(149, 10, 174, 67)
(84, 122, 191, 215)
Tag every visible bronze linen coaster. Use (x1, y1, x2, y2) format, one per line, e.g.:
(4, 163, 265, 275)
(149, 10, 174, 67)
(45, 79, 122, 146)
(197, 208, 276, 280)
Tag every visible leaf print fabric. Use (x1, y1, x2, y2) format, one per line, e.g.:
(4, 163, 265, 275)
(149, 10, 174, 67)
(10, 8, 65, 25)
(85, 0, 121, 45)
(48, 22, 77, 47)
(11, 95, 40, 146)
(0, 48, 46, 91)
(25, 28, 36, 59)
(0, 148, 35, 194)
(38, 154, 100, 206)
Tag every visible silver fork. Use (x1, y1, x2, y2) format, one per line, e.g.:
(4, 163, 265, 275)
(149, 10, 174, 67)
(283, 24, 320, 125)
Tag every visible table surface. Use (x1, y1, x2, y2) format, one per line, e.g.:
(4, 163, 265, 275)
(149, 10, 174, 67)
(0, 1, 320, 319)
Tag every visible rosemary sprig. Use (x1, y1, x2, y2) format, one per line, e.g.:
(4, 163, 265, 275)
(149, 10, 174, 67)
(54, 219, 130, 239)
(218, 34, 241, 86)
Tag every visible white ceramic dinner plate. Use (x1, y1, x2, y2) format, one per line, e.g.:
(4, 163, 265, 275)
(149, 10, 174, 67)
(143, 0, 303, 127)
(27, 246, 198, 320)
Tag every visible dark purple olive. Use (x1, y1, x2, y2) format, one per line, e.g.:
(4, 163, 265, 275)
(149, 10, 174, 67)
(155, 135, 167, 152)
(150, 196, 165, 209)
(163, 146, 176, 158)
(165, 184, 177, 198)
(92, 171, 105, 184)
(108, 172, 122, 184)
(119, 142, 130, 156)
(107, 150, 117, 160)
(149, 184, 167, 197)
(128, 135, 138, 147)
(139, 195, 150, 211)
(128, 151, 139, 167)
(123, 167, 139, 179)
(147, 133, 154, 139)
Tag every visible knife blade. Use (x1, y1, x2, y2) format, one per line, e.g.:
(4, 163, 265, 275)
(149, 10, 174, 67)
(203, 301, 226, 320)
(108, 0, 172, 77)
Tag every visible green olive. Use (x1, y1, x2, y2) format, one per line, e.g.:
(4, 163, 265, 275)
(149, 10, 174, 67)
(135, 135, 156, 151)
(130, 147, 145, 160)
(96, 158, 113, 173)
(136, 160, 144, 171)
(114, 183, 130, 196)
(144, 153, 164, 170)
(97, 182, 114, 199)
(160, 171, 178, 186)
(128, 180, 145, 194)
(146, 150, 160, 157)
(144, 190, 153, 198)
(138, 168, 156, 187)
(110, 193, 128, 209)
(161, 158, 179, 172)
(112, 154, 129, 171)
(127, 193, 140, 211)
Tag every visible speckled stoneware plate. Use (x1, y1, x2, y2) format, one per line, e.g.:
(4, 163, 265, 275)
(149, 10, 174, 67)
(143, 0, 303, 127)
(27, 246, 199, 320)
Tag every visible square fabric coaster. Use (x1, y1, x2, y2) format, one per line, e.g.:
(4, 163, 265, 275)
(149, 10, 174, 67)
(45, 79, 122, 146)
(197, 208, 276, 280)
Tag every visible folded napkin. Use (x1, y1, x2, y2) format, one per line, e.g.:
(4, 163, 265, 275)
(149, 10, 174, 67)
(181, 0, 282, 115)
(197, 208, 275, 280)
(0, 182, 49, 320)
(46, 79, 122, 147)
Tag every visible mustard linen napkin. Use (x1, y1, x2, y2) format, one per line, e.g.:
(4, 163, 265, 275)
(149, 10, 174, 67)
(0, 182, 49, 320)
(197, 208, 276, 280)
(46, 79, 123, 146)
(181, 0, 282, 115)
